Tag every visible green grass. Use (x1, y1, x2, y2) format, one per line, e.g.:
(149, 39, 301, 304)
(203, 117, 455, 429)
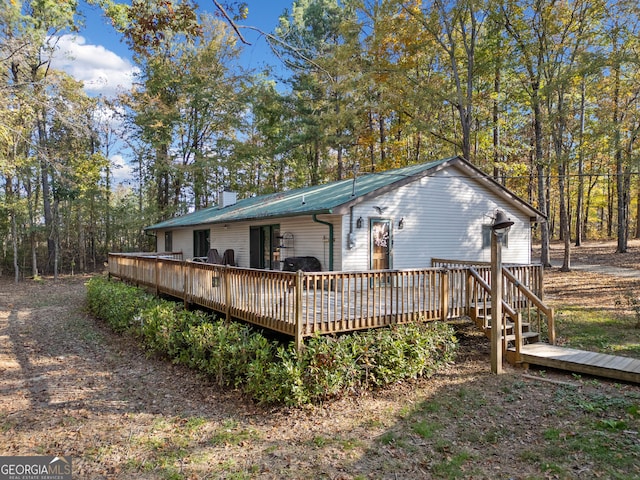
(369, 374, 640, 479)
(555, 306, 640, 356)
(209, 419, 260, 446)
(411, 419, 440, 439)
(430, 451, 474, 478)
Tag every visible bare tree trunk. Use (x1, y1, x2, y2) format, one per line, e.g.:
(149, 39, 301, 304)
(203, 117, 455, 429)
(493, 63, 503, 183)
(575, 79, 586, 246)
(636, 177, 640, 238)
(612, 37, 628, 253)
(534, 93, 551, 267)
(379, 111, 386, 166)
(584, 174, 597, 240)
(558, 159, 571, 271)
(53, 198, 60, 280)
(607, 174, 614, 237)
(368, 110, 376, 172)
(12, 211, 19, 283)
(37, 114, 55, 273)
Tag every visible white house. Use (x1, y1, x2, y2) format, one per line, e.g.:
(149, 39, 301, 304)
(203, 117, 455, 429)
(145, 156, 544, 271)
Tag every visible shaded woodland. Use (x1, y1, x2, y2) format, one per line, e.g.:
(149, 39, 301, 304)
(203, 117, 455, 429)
(2, 0, 640, 279)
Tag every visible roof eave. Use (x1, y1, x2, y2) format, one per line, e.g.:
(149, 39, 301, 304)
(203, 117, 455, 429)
(144, 208, 335, 231)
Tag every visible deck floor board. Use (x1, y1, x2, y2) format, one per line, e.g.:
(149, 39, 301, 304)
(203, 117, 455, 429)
(513, 343, 640, 384)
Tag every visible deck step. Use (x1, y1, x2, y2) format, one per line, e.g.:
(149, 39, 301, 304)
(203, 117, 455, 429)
(504, 331, 540, 343)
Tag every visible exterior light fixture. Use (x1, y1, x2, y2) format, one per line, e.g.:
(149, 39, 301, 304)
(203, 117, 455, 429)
(398, 217, 405, 230)
(492, 210, 514, 234)
(356, 217, 363, 229)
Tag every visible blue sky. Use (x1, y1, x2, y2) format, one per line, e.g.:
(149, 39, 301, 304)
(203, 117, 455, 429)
(48, 1, 293, 183)
(51, 1, 293, 98)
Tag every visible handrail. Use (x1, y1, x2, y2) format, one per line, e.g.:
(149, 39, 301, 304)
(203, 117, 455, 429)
(468, 268, 519, 318)
(501, 267, 555, 345)
(433, 258, 490, 267)
(107, 252, 456, 347)
(468, 267, 523, 356)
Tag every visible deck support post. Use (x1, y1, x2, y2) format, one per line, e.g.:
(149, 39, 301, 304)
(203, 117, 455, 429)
(465, 270, 472, 317)
(440, 269, 449, 321)
(491, 232, 504, 374)
(183, 261, 190, 309)
(548, 309, 556, 345)
(295, 270, 304, 352)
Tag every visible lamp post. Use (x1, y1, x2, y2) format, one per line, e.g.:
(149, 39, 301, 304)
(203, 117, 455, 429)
(490, 210, 514, 374)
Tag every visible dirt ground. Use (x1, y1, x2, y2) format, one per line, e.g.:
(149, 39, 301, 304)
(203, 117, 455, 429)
(1, 241, 639, 479)
(540, 239, 640, 310)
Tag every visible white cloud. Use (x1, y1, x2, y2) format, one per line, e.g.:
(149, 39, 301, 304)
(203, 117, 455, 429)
(50, 35, 138, 98)
(110, 154, 135, 186)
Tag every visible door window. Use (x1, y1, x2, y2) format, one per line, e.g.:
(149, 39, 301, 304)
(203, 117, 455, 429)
(370, 219, 391, 270)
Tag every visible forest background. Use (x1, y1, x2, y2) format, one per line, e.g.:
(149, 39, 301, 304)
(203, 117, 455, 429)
(2, 0, 640, 280)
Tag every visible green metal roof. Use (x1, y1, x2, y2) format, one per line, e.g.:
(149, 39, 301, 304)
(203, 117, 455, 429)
(145, 156, 458, 231)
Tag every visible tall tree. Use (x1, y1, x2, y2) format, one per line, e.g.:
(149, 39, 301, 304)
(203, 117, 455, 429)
(407, 0, 487, 162)
(501, 0, 554, 267)
(275, 0, 362, 182)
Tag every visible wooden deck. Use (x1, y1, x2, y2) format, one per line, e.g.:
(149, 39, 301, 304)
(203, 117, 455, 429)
(510, 343, 640, 384)
(107, 252, 551, 349)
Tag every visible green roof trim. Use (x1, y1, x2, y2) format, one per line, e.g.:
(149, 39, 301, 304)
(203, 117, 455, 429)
(145, 156, 542, 231)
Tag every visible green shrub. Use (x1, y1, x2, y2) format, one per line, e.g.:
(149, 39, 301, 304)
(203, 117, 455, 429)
(303, 334, 360, 399)
(86, 277, 458, 406)
(246, 322, 458, 406)
(86, 276, 158, 333)
(141, 304, 208, 358)
(180, 320, 268, 387)
(245, 345, 310, 406)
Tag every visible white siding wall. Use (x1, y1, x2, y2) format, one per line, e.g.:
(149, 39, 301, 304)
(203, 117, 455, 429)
(158, 216, 342, 271)
(157, 227, 201, 257)
(341, 169, 532, 270)
(208, 225, 250, 265)
(273, 215, 342, 271)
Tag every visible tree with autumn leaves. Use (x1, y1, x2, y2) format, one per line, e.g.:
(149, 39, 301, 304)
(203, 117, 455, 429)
(2, 0, 640, 278)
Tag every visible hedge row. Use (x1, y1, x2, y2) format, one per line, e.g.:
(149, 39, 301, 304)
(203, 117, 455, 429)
(86, 276, 458, 406)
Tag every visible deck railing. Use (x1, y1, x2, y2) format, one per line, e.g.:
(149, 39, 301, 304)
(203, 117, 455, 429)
(435, 258, 555, 358)
(108, 253, 549, 349)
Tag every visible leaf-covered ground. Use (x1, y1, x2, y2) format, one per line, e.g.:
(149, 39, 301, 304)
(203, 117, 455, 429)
(1, 241, 639, 479)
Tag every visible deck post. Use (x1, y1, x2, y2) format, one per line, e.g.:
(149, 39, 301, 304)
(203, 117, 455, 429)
(548, 308, 556, 345)
(440, 269, 449, 321)
(295, 270, 304, 352)
(183, 261, 189, 309)
(491, 231, 504, 374)
(224, 266, 232, 321)
(465, 269, 472, 317)
(155, 255, 159, 296)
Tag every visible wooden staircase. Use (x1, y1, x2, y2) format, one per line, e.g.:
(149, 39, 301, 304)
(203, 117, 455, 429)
(467, 267, 555, 365)
(470, 302, 541, 344)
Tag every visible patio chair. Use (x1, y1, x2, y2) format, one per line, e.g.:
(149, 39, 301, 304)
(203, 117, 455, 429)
(222, 249, 235, 266)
